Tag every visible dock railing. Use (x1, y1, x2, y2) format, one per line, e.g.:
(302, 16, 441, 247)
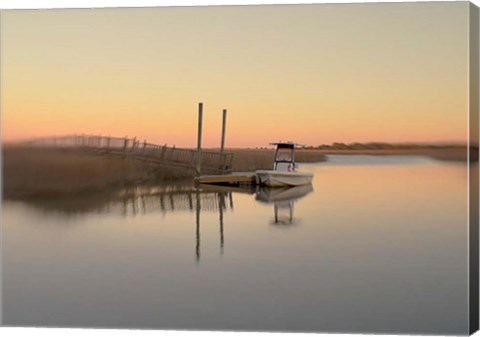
(24, 134, 234, 174)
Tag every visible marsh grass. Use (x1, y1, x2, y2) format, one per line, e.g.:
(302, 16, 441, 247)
(2, 146, 191, 197)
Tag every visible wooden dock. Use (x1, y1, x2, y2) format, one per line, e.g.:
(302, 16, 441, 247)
(195, 172, 257, 185)
(24, 134, 234, 174)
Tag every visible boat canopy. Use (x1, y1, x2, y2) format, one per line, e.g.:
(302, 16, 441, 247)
(270, 142, 298, 171)
(269, 142, 303, 149)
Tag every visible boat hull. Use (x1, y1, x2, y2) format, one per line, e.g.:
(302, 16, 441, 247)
(256, 170, 313, 187)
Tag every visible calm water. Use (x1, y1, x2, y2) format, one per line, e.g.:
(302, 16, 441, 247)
(2, 155, 470, 334)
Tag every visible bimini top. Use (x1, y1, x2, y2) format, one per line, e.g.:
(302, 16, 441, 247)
(269, 142, 303, 149)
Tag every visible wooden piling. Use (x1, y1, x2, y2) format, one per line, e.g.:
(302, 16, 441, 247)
(196, 102, 203, 176)
(220, 109, 227, 154)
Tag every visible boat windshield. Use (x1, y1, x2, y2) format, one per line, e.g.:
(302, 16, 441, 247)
(275, 148, 294, 162)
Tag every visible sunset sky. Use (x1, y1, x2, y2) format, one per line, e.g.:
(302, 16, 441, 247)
(1, 2, 471, 147)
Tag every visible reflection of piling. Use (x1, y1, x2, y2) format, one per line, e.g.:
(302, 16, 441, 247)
(274, 204, 278, 223)
(131, 198, 137, 217)
(196, 103, 203, 176)
(195, 190, 201, 263)
(141, 195, 146, 214)
(159, 194, 165, 212)
(219, 193, 225, 254)
(188, 193, 193, 210)
(122, 198, 128, 217)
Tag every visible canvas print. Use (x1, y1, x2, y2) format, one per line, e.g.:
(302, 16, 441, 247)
(1, 1, 479, 335)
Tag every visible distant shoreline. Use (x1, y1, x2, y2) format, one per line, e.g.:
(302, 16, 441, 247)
(311, 147, 476, 162)
(229, 146, 476, 163)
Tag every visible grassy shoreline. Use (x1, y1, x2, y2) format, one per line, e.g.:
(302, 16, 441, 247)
(2, 147, 326, 198)
(2, 146, 473, 198)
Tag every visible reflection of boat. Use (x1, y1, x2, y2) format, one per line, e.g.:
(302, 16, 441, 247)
(255, 184, 313, 204)
(256, 185, 313, 226)
(256, 142, 314, 187)
(271, 203, 294, 226)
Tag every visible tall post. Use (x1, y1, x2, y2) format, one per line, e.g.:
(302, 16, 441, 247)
(220, 109, 227, 154)
(196, 102, 203, 176)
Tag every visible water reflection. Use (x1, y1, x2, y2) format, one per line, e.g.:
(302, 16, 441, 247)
(194, 184, 313, 260)
(190, 186, 240, 262)
(9, 182, 314, 262)
(255, 185, 313, 226)
(2, 158, 469, 333)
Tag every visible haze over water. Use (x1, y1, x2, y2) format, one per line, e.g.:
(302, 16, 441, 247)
(2, 155, 469, 334)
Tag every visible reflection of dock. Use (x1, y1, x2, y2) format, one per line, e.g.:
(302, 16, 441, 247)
(116, 185, 309, 260)
(20, 183, 313, 262)
(198, 183, 256, 195)
(117, 186, 231, 263)
(120, 189, 233, 216)
(195, 172, 257, 185)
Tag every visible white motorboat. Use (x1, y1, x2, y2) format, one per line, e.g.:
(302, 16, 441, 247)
(256, 142, 314, 187)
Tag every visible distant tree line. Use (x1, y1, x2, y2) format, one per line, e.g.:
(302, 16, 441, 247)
(301, 142, 467, 150)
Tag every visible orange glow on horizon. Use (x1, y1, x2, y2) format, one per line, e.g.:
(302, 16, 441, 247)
(1, 3, 470, 148)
